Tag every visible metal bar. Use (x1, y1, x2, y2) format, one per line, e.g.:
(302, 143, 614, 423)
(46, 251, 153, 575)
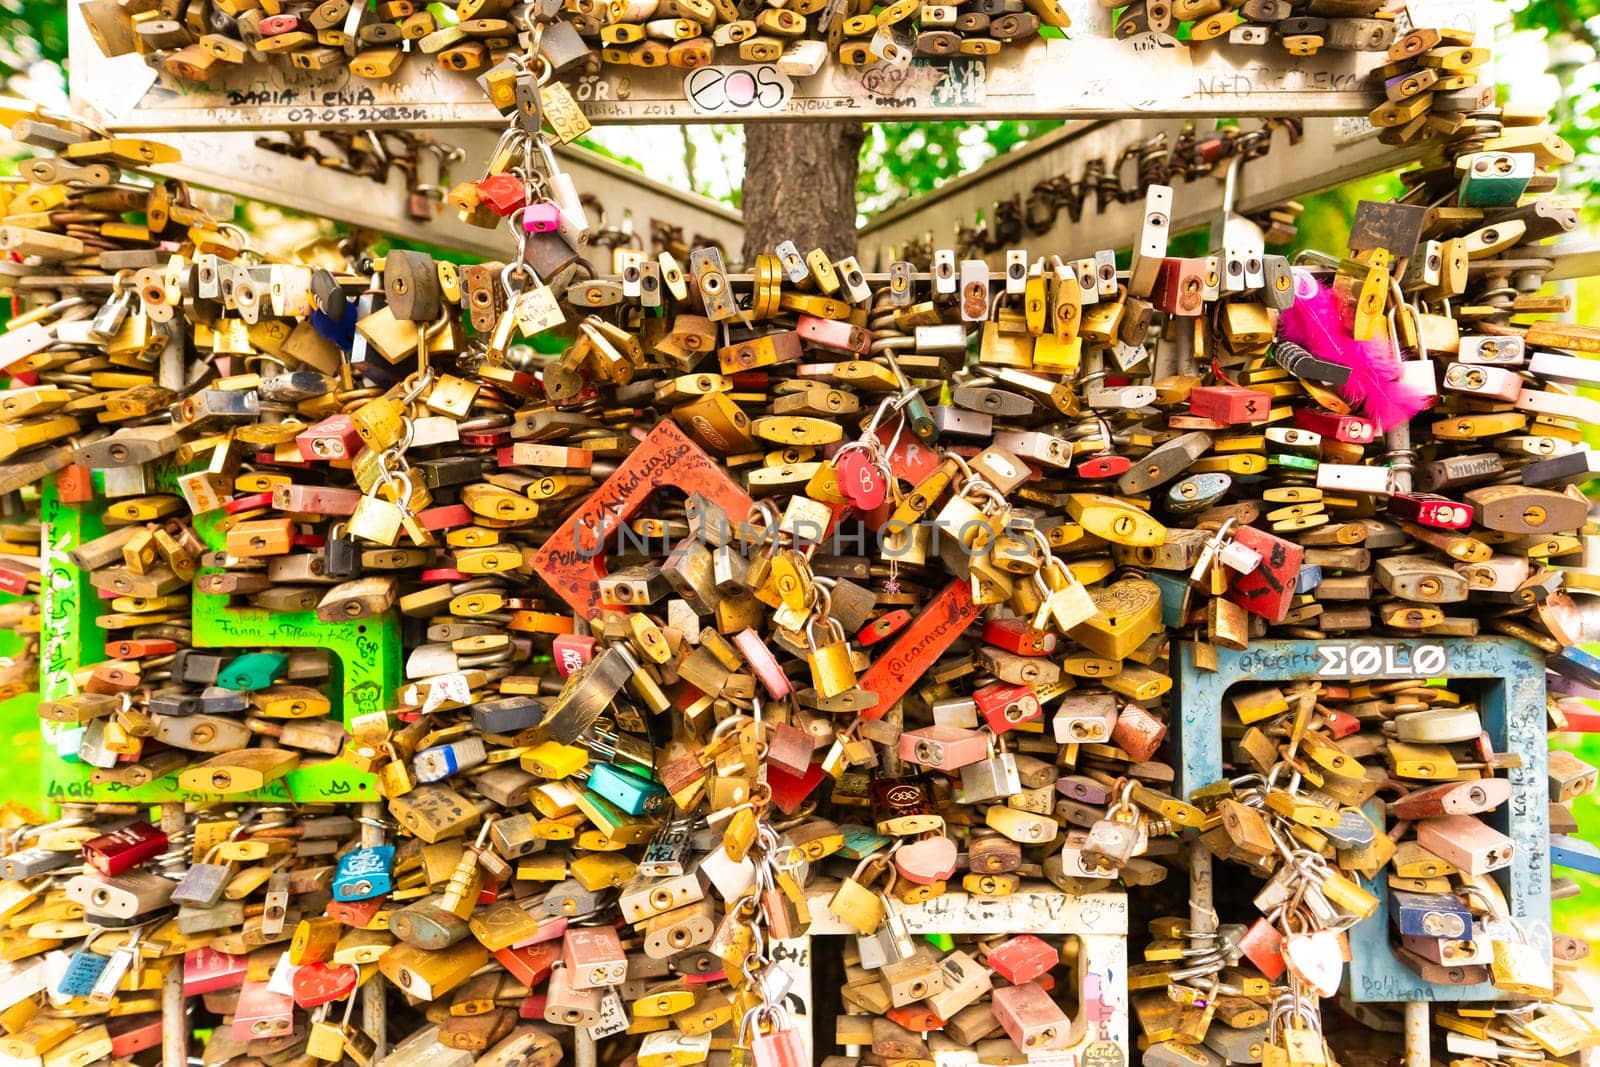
(139, 130, 742, 260)
(160, 802, 187, 1067)
(1548, 238, 1600, 282)
(1405, 1002, 1429, 1067)
(1190, 844, 1216, 940)
(856, 116, 1423, 268)
(163, 955, 186, 1067)
(855, 0, 1499, 264)
(361, 802, 389, 1062)
(68, 0, 1399, 132)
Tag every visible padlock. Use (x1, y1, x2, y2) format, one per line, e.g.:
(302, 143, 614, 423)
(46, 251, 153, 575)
(806, 613, 857, 699)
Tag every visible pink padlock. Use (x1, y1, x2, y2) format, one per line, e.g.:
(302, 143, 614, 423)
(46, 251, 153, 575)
(895, 834, 958, 885)
(897, 725, 990, 771)
(183, 947, 248, 994)
(1081, 972, 1115, 1024)
(231, 979, 294, 1040)
(749, 1016, 808, 1067)
(257, 13, 305, 34)
(991, 981, 1072, 1051)
(794, 314, 869, 354)
(734, 628, 790, 699)
(523, 201, 563, 234)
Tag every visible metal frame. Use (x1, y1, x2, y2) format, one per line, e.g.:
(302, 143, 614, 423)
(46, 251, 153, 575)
(35, 467, 400, 804)
(807, 888, 1130, 1060)
(141, 130, 744, 260)
(71, 0, 1401, 131)
(856, 0, 1500, 265)
(1173, 638, 1550, 1002)
(36, 475, 109, 806)
(855, 115, 1420, 268)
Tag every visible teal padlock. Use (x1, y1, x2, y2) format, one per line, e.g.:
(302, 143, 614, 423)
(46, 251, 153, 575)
(1457, 151, 1534, 207)
(901, 390, 937, 442)
(216, 651, 289, 691)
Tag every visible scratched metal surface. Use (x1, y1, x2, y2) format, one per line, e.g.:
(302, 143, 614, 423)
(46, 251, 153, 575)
(69, 0, 1391, 131)
(1174, 638, 1549, 1002)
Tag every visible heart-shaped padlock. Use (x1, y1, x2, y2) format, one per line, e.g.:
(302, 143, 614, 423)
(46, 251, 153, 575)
(292, 961, 359, 1009)
(1283, 928, 1343, 998)
(833, 450, 887, 510)
(895, 835, 958, 884)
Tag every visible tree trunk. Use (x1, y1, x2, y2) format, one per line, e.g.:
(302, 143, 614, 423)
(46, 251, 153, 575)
(740, 120, 865, 266)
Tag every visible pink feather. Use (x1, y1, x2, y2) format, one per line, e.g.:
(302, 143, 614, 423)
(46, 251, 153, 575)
(1278, 269, 1429, 433)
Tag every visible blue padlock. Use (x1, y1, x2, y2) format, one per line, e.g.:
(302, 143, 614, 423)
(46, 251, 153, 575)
(1389, 888, 1472, 940)
(55, 949, 110, 998)
(333, 845, 395, 902)
(1552, 834, 1600, 876)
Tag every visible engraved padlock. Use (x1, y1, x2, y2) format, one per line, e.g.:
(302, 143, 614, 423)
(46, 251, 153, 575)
(1081, 780, 1144, 870)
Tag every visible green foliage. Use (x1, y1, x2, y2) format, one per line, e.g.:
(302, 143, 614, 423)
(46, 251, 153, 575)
(1509, 0, 1600, 214)
(856, 120, 1064, 223)
(0, 1, 68, 71)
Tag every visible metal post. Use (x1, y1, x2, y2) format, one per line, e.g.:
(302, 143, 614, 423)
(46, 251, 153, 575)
(160, 802, 187, 1067)
(1190, 842, 1216, 939)
(576, 1030, 597, 1067)
(163, 961, 186, 1067)
(1386, 422, 1413, 495)
(361, 802, 389, 1061)
(1404, 1001, 1429, 1067)
(158, 328, 185, 393)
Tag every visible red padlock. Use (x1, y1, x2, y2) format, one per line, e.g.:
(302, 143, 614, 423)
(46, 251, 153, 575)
(495, 941, 562, 986)
(1294, 408, 1376, 444)
(326, 897, 385, 928)
(1189, 385, 1273, 425)
(296, 413, 364, 462)
(1111, 704, 1168, 763)
(982, 617, 1058, 656)
(833, 449, 887, 510)
(1237, 917, 1287, 980)
(82, 820, 167, 877)
(766, 723, 815, 777)
(552, 634, 596, 678)
(1225, 524, 1303, 624)
(476, 173, 530, 217)
(1388, 491, 1472, 530)
(987, 934, 1057, 984)
(292, 961, 359, 1009)
(183, 948, 248, 994)
(974, 681, 1042, 734)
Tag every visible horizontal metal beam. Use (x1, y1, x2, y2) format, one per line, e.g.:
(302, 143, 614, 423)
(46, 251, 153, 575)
(69, 0, 1399, 131)
(1547, 238, 1600, 283)
(856, 114, 1421, 268)
(142, 130, 743, 259)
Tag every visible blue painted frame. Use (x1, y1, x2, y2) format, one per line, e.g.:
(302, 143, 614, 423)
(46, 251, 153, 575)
(1173, 638, 1549, 1003)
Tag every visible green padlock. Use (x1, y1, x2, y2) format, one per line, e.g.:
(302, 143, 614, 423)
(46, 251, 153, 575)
(216, 651, 289, 692)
